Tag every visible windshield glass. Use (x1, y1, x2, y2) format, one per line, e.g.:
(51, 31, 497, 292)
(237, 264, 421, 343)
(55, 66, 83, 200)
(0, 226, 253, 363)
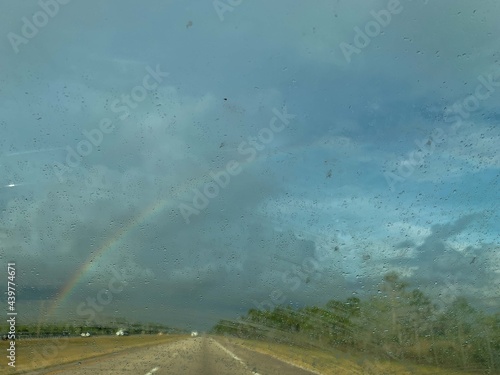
(1, 1, 499, 374)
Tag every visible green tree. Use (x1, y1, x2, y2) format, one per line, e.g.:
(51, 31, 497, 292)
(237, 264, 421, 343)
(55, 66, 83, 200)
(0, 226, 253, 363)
(406, 289, 433, 362)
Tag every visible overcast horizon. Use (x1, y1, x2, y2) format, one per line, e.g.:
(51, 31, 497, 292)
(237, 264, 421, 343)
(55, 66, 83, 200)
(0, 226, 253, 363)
(1, 0, 499, 330)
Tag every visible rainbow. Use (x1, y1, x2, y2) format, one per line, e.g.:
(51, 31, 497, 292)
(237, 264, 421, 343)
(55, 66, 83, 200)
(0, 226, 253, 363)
(46, 163, 246, 318)
(46, 196, 173, 319)
(46, 131, 297, 319)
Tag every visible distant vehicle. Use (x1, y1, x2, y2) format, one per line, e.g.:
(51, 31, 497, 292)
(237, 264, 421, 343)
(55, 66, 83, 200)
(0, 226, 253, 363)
(116, 329, 129, 336)
(191, 331, 198, 337)
(80, 332, 91, 337)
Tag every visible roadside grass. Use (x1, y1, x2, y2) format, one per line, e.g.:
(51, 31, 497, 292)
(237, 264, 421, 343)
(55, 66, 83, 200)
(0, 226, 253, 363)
(3, 334, 188, 374)
(221, 336, 485, 375)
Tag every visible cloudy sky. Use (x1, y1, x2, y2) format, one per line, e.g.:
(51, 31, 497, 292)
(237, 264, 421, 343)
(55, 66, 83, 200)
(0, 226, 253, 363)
(0, 0, 499, 330)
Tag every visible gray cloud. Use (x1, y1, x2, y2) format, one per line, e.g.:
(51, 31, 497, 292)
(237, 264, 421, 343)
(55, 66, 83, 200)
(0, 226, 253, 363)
(1, 0, 499, 329)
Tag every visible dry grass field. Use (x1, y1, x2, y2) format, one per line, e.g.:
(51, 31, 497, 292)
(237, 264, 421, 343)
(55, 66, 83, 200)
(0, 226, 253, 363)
(2, 334, 188, 374)
(221, 336, 486, 375)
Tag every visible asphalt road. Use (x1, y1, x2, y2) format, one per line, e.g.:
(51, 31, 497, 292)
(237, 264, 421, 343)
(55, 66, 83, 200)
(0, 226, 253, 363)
(30, 337, 320, 375)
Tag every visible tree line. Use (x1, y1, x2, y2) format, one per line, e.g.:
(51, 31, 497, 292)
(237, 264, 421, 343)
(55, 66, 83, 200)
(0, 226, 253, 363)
(212, 272, 500, 372)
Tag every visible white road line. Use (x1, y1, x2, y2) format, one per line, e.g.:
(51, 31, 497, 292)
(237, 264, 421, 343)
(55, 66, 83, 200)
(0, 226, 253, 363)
(145, 367, 159, 375)
(210, 339, 261, 374)
(211, 339, 243, 362)
(213, 338, 323, 375)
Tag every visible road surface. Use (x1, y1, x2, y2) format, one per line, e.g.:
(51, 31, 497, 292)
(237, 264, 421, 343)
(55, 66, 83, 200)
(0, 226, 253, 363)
(29, 336, 321, 375)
